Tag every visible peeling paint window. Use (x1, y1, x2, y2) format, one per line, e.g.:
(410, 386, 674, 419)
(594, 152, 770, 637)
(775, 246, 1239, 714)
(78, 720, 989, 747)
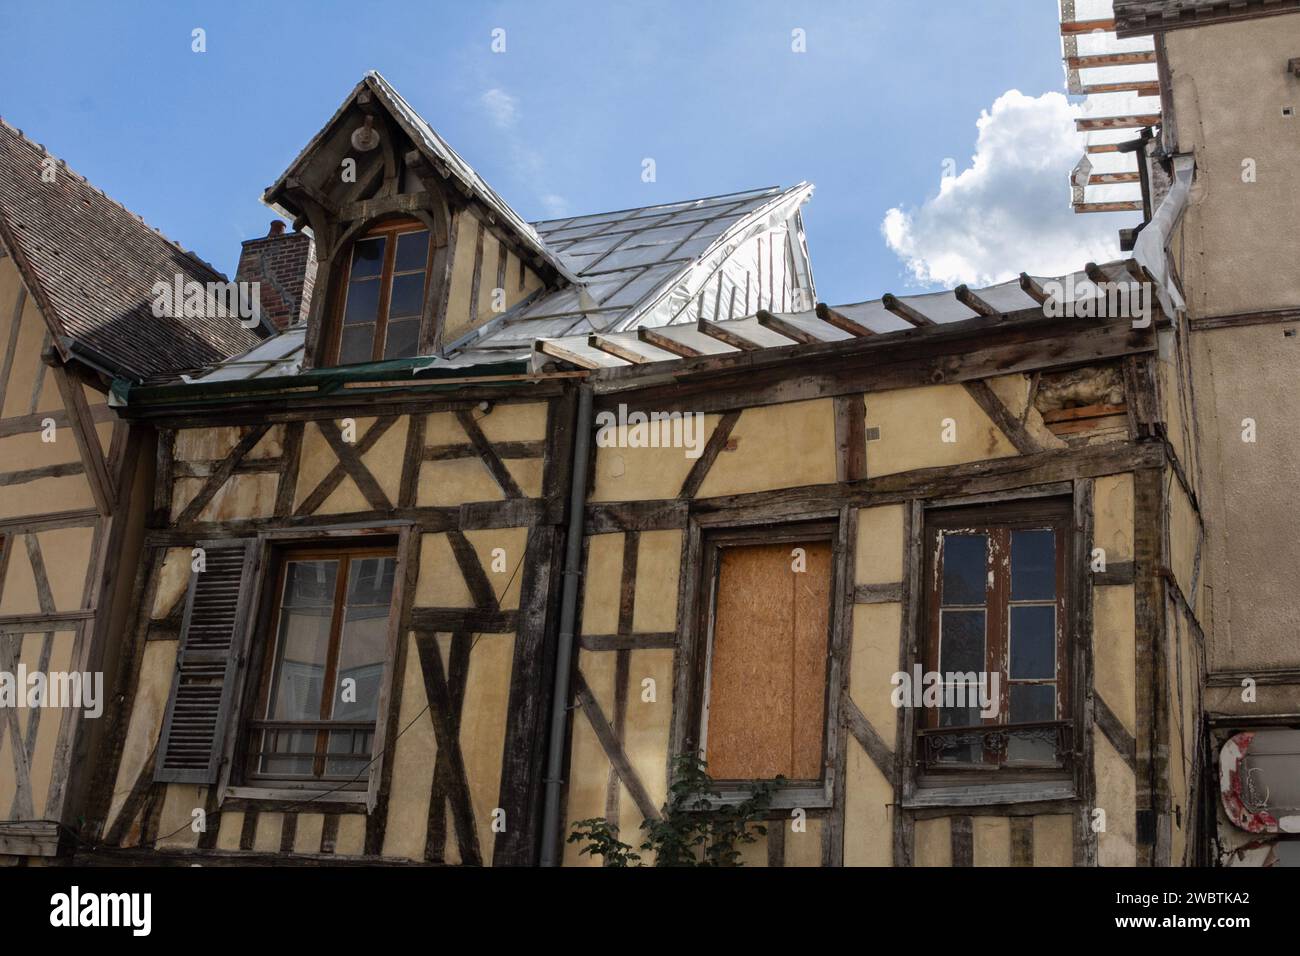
(921, 501, 1071, 779)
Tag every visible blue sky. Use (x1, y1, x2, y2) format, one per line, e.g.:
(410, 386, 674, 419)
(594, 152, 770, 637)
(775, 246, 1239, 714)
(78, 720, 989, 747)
(0, 0, 1126, 306)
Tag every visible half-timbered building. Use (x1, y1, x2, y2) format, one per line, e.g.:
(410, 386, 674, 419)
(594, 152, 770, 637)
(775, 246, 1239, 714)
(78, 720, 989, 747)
(0, 118, 259, 860)
(77, 69, 1207, 867)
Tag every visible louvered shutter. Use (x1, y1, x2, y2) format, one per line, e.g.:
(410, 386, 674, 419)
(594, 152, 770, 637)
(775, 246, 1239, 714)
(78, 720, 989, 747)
(155, 539, 258, 783)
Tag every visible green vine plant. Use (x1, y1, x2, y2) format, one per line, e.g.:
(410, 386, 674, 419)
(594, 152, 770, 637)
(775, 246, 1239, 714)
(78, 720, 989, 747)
(568, 751, 783, 867)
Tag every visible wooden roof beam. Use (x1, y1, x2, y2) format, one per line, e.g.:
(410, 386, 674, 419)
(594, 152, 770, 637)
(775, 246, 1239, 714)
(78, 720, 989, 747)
(1066, 51, 1156, 68)
(954, 284, 1001, 319)
(1085, 262, 1112, 285)
(588, 334, 652, 365)
(881, 293, 936, 328)
(1089, 171, 1141, 185)
(697, 318, 763, 351)
(636, 327, 703, 358)
(1079, 80, 1161, 97)
(1061, 18, 1115, 35)
(1019, 273, 1051, 307)
(815, 302, 874, 337)
(1074, 200, 1144, 213)
(535, 339, 600, 370)
(1076, 115, 1161, 132)
(756, 309, 822, 345)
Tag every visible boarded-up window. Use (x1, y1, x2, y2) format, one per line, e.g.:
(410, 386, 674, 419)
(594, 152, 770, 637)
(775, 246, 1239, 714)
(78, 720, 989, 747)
(703, 539, 832, 781)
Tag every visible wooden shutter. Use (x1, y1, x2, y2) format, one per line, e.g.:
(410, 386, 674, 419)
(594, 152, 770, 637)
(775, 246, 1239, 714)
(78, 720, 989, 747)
(155, 539, 258, 784)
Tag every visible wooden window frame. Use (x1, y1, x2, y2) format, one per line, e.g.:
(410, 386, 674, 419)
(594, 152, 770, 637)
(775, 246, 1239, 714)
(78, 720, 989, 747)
(909, 495, 1081, 800)
(326, 218, 434, 367)
(672, 510, 852, 811)
(217, 523, 414, 807)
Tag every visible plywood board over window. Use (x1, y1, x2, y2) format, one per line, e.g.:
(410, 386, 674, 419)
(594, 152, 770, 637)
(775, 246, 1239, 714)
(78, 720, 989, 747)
(703, 539, 832, 782)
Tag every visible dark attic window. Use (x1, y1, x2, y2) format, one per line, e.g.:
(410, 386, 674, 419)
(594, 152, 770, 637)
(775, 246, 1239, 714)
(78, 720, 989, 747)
(330, 219, 432, 365)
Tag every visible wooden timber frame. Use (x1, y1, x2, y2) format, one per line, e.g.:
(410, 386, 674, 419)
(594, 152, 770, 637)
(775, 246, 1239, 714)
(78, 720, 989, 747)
(83, 375, 576, 866)
(81, 299, 1192, 867)
(563, 306, 1180, 868)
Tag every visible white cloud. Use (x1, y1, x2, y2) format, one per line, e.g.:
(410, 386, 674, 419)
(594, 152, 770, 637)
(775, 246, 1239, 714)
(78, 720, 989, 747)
(538, 193, 569, 218)
(881, 90, 1124, 289)
(480, 88, 519, 129)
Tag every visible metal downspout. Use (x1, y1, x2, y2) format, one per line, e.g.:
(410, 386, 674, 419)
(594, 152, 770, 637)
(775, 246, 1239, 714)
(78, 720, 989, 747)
(539, 383, 593, 866)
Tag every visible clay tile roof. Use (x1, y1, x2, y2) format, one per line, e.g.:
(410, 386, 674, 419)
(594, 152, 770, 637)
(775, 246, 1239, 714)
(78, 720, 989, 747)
(0, 119, 262, 381)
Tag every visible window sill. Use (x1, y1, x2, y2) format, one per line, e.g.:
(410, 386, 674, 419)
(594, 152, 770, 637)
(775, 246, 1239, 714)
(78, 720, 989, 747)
(222, 786, 370, 813)
(903, 779, 1075, 809)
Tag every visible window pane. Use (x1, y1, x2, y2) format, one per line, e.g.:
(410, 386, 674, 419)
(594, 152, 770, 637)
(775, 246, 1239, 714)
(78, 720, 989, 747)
(325, 728, 374, 778)
(1010, 683, 1056, 723)
(939, 609, 985, 674)
(383, 318, 419, 360)
(332, 557, 395, 721)
(941, 533, 987, 605)
(260, 729, 318, 777)
(1010, 605, 1056, 679)
(393, 229, 430, 273)
(350, 236, 386, 279)
(339, 324, 376, 365)
(267, 560, 338, 722)
(935, 705, 982, 764)
(1011, 529, 1056, 600)
(387, 272, 426, 319)
(343, 277, 381, 325)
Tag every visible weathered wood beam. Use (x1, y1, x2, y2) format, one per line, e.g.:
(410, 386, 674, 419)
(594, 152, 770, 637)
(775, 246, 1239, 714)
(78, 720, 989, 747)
(881, 293, 936, 327)
(954, 284, 1001, 319)
(963, 380, 1043, 455)
(1066, 51, 1156, 68)
(283, 177, 340, 217)
(1019, 272, 1051, 306)
(1079, 81, 1161, 97)
(316, 419, 393, 511)
(636, 327, 702, 358)
(51, 364, 114, 515)
(454, 409, 524, 499)
(1061, 18, 1115, 34)
(1075, 115, 1161, 132)
(843, 696, 895, 786)
(756, 309, 821, 345)
(572, 670, 660, 822)
(815, 302, 873, 337)
(678, 410, 741, 499)
(696, 318, 762, 351)
(174, 425, 270, 524)
(294, 417, 395, 516)
(587, 334, 651, 365)
(1075, 201, 1144, 213)
(1085, 261, 1113, 285)
(534, 339, 600, 370)
(1088, 171, 1142, 185)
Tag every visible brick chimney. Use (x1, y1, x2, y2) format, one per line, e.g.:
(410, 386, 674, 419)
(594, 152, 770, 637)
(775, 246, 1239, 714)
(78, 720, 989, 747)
(234, 220, 317, 331)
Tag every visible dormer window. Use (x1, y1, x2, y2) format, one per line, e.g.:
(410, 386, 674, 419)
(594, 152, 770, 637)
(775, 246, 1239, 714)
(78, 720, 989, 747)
(332, 220, 432, 364)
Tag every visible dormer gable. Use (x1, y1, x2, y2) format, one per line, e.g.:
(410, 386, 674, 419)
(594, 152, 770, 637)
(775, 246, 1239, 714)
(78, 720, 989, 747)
(263, 72, 571, 369)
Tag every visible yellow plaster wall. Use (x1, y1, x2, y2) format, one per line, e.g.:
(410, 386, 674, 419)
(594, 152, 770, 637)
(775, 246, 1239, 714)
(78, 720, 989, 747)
(1033, 814, 1073, 866)
(850, 603, 902, 746)
(106, 640, 178, 832)
(843, 743, 893, 866)
(695, 399, 837, 499)
(855, 504, 905, 586)
(1093, 585, 1137, 737)
(0, 527, 95, 615)
(589, 416, 719, 502)
(562, 648, 616, 866)
(579, 533, 624, 636)
(972, 816, 1010, 866)
(865, 384, 1017, 478)
(630, 530, 681, 632)
(1094, 734, 1137, 866)
(914, 816, 951, 866)
(1093, 474, 1134, 564)
(381, 632, 437, 860)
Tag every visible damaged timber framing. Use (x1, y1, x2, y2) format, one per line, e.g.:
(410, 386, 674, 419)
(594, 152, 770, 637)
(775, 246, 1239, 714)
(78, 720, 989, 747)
(84, 300, 1181, 867)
